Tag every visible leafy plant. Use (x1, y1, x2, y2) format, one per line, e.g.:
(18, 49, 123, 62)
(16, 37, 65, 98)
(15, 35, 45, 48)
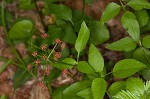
(1, 0, 150, 98)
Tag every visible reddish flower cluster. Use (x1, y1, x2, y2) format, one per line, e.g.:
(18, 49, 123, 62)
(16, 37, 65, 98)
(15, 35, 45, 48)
(41, 33, 49, 39)
(55, 39, 62, 44)
(27, 64, 32, 71)
(38, 81, 46, 89)
(41, 44, 47, 51)
(35, 59, 41, 65)
(54, 52, 61, 59)
(32, 51, 37, 57)
(62, 69, 68, 75)
(43, 54, 47, 60)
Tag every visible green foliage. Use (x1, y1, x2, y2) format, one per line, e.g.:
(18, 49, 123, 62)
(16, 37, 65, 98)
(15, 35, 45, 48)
(100, 2, 121, 24)
(142, 35, 150, 48)
(134, 9, 149, 27)
(76, 88, 93, 99)
(0, 60, 12, 74)
(92, 78, 107, 99)
(121, 11, 140, 43)
(113, 77, 150, 99)
(1, 0, 150, 98)
(106, 37, 137, 52)
(127, 0, 150, 10)
(77, 61, 95, 74)
(108, 81, 126, 96)
(75, 21, 90, 55)
(9, 19, 34, 40)
(0, 94, 7, 99)
(47, 4, 72, 22)
(63, 80, 91, 99)
(13, 69, 32, 90)
(113, 59, 146, 78)
(88, 21, 110, 45)
(19, 0, 35, 10)
(88, 44, 104, 72)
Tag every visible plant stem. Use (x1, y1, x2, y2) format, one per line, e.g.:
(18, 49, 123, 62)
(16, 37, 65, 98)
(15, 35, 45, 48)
(33, 0, 47, 32)
(1, 0, 25, 66)
(119, 0, 126, 11)
(48, 44, 57, 58)
(106, 90, 112, 99)
(81, 0, 85, 18)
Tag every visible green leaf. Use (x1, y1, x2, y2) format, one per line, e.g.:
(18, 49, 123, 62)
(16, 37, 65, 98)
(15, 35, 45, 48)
(48, 4, 72, 21)
(0, 94, 7, 99)
(126, 77, 145, 96)
(9, 19, 34, 40)
(52, 85, 68, 99)
(133, 47, 150, 67)
(53, 58, 77, 70)
(44, 69, 61, 84)
(19, 0, 35, 10)
(76, 88, 93, 99)
(88, 44, 104, 72)
(127, 0, 150, 10)
(63, 80, 91, 96)
(114, 90, 139, 99)
(108, 81, 126, 96)
(62, 24, 77, 44)
(92, 78, 107, 99)
(121, 11, 140, 42)
(75, 21, 90, 53)
(141, 68, 150, 80)
(134, 9, 149, 27)
(0, 60, 12, 74)
(106, 37, 137, 52)
(100, 2, 121, 24)
(142, 35, 150, 48)
(113, 59, 146, 78)
(88, 21, 110, 45)
(13, 69, 31, 90)
(77, 61, 95, 74)
(46, 25, 62, 45)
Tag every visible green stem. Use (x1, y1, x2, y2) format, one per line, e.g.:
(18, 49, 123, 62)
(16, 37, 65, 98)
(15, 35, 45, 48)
(119, 0, 126, 11)
(48, 44, 57, 58)
(33, 0, 47, 32)
(1, 0, 25, 66)
(77, 53, 80, 63)
(106, 90, 112, 99)
(81, 0, 85, 18)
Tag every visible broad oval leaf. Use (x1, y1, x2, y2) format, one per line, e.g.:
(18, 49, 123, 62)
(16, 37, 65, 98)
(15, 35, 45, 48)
(108, 81, 126, 96)
(92, 78, 107, 99)
(100, 2, 121, 24)
(77, 61, 95, 74)
(75, 21, 90, 53)
(126, 77, 145, 96)
(113, 59, 146, 78)
(133, 47, 150, 67)
(106, 37, 137, 52)
(142, 35, 150, 48)
(53, 58, 76, 70)
(134, 9, 149, 27)
(48, 4, 72, 21)
(88, 44, 104, 72)
(63, 80, 91, 96)
(89, 21, 110, 45)
(76, 88, 93, 99)
(127, 0, 150, 10)
(121, 11, 140, 42)
(9, 19, 34, 40)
